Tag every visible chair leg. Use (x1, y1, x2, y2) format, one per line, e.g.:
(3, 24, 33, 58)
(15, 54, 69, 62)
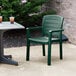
(47, 43, 51, 65)
(59, 42, 63, 59)
(26, 40, 30, 61)
(42, 44, 45, 56)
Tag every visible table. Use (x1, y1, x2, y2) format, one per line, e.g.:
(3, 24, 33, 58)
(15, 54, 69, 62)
(0, 22, 25, 66)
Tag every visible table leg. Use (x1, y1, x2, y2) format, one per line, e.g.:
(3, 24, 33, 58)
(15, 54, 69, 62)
(4, 55, 12, 59)
(0, 56, 18, 66)
(0, 31, 18, 66)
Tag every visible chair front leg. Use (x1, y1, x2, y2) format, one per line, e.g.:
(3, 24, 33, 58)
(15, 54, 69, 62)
(47, 42, 51, 65)
(42, 44, 45, 56)
(26, 40, 30, 61)
(59, 41, 63, 59)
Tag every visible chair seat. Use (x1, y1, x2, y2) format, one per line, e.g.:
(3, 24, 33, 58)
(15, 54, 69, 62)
(29, 36, 60, 43)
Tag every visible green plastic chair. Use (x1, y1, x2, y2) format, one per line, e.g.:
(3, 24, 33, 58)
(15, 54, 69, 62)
(26, 15, 64, 65)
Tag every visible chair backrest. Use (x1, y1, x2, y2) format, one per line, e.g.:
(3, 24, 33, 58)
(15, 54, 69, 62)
(42, 15, 64, 37)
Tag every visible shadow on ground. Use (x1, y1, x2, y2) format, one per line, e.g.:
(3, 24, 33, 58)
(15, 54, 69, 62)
(3, 29, 41, 48)
(3, 29, 68, 48)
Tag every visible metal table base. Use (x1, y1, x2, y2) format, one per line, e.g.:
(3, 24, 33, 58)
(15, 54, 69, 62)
(0, 55, 18, 66)
(0, 22, 25, 66)
(0, 31, 18, 66)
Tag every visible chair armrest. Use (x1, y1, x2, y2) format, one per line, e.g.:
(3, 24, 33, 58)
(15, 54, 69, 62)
(26, 26, 42, 30)
(48, 29, 64, 41)
(26, 26, 42, 38)
(49, 29, 64, 33)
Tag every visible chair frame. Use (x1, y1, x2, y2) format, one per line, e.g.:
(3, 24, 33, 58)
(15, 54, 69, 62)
(26, 15, 64, 65)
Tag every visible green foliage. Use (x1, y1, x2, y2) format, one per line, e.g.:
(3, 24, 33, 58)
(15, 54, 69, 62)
(0, 0, 56, 27)
(25, 10, 57, 27)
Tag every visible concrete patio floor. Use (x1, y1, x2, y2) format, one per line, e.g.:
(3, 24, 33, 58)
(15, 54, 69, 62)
(0, 42, 76, 76)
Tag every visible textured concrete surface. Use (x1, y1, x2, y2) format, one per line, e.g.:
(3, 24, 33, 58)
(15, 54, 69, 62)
(0, 30, 75, 76)
(0, 42, 76, 76)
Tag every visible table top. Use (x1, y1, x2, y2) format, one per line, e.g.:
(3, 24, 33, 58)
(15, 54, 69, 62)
(0, 22, 25, 30)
